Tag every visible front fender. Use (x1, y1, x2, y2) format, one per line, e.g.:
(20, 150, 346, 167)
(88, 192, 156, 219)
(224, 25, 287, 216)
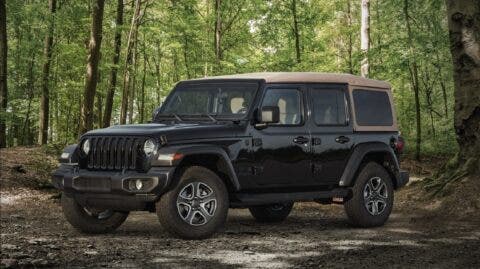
(59, 144, 79, 164)
(152, 144, 241, 191)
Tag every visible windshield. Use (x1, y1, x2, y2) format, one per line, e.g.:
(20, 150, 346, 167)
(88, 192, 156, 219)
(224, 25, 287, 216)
(159, 82, 258, 119)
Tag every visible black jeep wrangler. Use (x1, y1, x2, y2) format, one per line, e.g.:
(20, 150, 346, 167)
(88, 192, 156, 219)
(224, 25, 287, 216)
(53, 72, 409, 239)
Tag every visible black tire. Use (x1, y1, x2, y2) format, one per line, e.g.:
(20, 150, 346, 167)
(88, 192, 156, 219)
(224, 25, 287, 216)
(344, 162, 394, 227)
(61, 194, 129, 234)
(249, 202, 294, 223)
(156, 166, 229, 240)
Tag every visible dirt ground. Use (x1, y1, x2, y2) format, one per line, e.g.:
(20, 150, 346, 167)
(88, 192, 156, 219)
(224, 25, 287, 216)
(1, 148, 479, 268)
(1, 187, 479, 269)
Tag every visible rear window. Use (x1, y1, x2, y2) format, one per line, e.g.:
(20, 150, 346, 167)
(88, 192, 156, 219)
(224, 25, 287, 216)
(353, 89, 393, 126)
(311, 89, 347, 125)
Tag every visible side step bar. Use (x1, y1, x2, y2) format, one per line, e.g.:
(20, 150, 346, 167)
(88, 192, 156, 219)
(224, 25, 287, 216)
(230, 188, 351, 207)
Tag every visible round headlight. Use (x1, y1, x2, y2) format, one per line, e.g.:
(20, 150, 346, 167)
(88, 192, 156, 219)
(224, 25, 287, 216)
(143, 139, 156, 155)
(135, 179, 143, 190)
(82, 139, 91, 155)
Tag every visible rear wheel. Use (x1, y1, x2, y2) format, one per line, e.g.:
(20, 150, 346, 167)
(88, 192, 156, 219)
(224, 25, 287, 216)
(156, 166, 229, 239)
(249, 202, 294, 223)
(344, 162, 394, 227)
(61, 194, 129, 234)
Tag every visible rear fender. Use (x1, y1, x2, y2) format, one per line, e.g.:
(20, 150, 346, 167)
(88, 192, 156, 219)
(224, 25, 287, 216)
(339, 142, 402, 188)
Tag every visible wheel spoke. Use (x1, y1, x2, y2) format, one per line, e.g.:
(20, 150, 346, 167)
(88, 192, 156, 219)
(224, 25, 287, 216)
(184, 207, 196, 224)
(372, 201, 379, 215)
(198, 206, 213, 223)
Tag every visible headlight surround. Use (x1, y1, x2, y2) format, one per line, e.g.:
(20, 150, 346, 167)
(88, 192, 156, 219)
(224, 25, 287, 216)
(143, 139, 156, 156)
(82, 139, 91, 155)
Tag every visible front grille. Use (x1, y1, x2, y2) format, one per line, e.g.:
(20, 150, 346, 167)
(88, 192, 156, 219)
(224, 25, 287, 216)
(81, 136, 147, 171)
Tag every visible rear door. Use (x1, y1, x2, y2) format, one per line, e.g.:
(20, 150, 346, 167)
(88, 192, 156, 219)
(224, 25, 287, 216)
(308, 84, 354, 185)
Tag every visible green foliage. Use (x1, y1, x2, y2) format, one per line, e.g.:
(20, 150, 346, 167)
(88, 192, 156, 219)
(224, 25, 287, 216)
(3, 0, 456, 157)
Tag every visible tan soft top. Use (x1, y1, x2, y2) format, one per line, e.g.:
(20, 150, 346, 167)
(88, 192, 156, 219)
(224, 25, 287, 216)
(190, 72, 390, 89)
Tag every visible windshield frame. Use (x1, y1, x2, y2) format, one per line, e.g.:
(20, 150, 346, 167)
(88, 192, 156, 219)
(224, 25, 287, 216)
(157, 80, 262, 121)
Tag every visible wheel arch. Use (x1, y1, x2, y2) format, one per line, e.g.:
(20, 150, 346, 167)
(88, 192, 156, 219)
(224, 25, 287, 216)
(340, 142, 402, 189)
(159, 145, 240, 192)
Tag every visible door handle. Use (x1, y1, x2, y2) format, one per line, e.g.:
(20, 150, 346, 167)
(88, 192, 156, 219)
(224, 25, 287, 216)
(335, 136, 350, 144)
(293, 136, 309, 144)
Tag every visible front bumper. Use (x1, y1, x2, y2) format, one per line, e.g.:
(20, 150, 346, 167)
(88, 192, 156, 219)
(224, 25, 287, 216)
(52, 165, 176, 211)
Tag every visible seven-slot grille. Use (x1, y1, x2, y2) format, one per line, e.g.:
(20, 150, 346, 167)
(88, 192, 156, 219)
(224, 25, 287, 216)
(81, 136, 147, 171)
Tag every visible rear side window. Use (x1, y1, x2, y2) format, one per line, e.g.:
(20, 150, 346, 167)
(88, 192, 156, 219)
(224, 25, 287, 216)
(353, 89, 393, 126)
(311, 89, 347, 125)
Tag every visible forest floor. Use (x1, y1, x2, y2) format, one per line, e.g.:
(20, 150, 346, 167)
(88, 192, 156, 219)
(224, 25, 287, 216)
(1, 147, 479, 268)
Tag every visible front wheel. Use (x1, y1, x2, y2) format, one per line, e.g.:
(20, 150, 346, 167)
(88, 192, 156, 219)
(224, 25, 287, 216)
(61, 194, 129, 234)
(344, 162, 394, 227)
(249, 202, 294, 223)
(156, 166, 229, 239)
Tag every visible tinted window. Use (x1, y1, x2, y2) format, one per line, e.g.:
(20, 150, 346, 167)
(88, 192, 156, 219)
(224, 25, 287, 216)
(161, 83, 257, 117)
(311, 89, 347, 125)
(353, 89, 393, 126)
(262, 88, 303, 125)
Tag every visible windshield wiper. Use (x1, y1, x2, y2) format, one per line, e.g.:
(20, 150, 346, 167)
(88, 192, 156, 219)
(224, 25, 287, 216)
(204, 114, 217, 123)
(180, 113, 218, 123)
(155, 113, 183, 122)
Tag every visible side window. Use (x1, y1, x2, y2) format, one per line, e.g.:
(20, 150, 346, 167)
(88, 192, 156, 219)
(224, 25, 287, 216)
(311, 89, 347, 125)
(262, 88, 303, 125)
(353, 89, 393, 126)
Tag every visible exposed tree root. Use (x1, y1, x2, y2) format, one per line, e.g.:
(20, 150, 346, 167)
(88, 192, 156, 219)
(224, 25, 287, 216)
(422, 154, 479, 197)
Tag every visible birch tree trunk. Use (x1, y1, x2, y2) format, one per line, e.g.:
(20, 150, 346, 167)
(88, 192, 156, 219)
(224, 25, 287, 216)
(79, 0, 105, 135)
(360, 0, 370, 77)
(0, 0, 7, 148)
(38, 0, 56, 144)
(446, 0, 480, 173)
(103, 0, 123, 128)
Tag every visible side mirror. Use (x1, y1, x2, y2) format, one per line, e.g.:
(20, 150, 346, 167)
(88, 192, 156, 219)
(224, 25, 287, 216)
(258, 106, 280, 124)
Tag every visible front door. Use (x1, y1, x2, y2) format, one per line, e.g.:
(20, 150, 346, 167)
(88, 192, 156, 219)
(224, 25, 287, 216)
(308, 84, 354, 185)
(250, 85, 313, 187)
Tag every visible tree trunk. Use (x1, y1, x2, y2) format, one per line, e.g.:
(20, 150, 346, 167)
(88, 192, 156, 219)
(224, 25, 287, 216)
(140, 41, 146, 123)
(79, 0, 105, 135)
(347, 0, 353, 74)
(128, 34, 138, 124)
(154, 40, 162, 104)
(214, 0, 222, 68)
(120, 0, 141, 124)
(360, 0, 370, 77)
(291, 0, 301, 64)
(103, 0, 123, 128)
(404, 0, 422, 160)
(0, 0, 7, 148)
(38, 0, 56, 145)
(446, 0, 480, 173)
(22, 54, 35, 145)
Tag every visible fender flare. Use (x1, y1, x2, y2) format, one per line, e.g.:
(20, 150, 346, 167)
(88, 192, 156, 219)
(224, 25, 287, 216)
(59, 144, 79, 164)
(339, 142, 400, 187)
(155, 144, 241, 191)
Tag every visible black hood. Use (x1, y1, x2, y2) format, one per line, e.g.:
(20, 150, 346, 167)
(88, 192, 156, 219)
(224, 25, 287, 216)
(82, 122, 247, 142)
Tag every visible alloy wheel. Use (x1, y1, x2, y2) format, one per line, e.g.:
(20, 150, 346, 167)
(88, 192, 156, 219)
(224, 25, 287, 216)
(176, 182, 217, 226)
(363, 176, 388, 216)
